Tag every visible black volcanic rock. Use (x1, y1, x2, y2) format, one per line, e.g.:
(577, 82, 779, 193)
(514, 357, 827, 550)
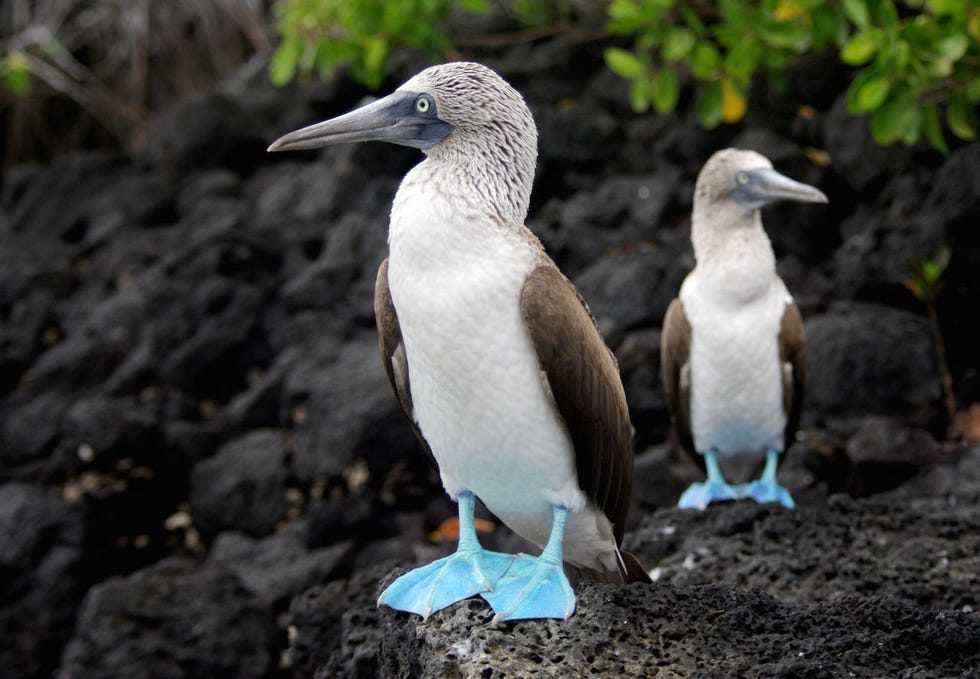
(0, 482, 85, 679)
(1, 25, 978, 679)
(189, 429, 290, 541)
(804, 302, 941, 420)
(58, 556, 277, 679)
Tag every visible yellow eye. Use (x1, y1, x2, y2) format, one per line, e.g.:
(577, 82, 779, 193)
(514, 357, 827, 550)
(415, 97, 430, 114)
(736, 172, 750, 185)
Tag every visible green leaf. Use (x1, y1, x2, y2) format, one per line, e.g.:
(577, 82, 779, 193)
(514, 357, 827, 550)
(947, 91, 978, 140)
(679, 4, 707, 36)
(605, 47, 646, 80)
(688, 42, 722, 79)
(849, 73, 891, 113)
(900, 107, 922, 145)
(841, 32, 878, 65)
(457, 0, 490, 12)
(662, 26, 696, 62)
(361, 35, 389, 87)
(934, 34, 968, 62)
(812, 5, 847, 48)
(629, 78, 651, 113)
(718, 0, 749, 30)
(870, 86, 918, 143)
(270, 38, 303, 86)
(926, 0, 962, 16)
(725, 40, 762, 78)
(842, 0, 870, 28)
(1, 52, 33, 96)
(965, 77, 980, 103)
(758, 21, 808, 51)
(697, 80, 723, 128)
(651, 67, 680, 113)
(607, 0, 644, 33)
(922, 103, 950, 154)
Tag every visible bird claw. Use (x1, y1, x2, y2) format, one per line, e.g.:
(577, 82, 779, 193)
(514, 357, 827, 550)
(737, 479, 796, 508)
(677, 479, 741, 510)
(378, 547, 514, 619)
(481, 554, 575, 621)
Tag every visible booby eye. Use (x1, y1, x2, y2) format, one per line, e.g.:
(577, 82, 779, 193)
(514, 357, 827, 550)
(415, 96, 432, 114)
(736, 171, 750, 185)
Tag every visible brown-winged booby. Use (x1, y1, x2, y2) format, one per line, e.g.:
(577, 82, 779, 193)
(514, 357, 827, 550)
(269, 62, 647, 621)
(661, 148, 827, 510)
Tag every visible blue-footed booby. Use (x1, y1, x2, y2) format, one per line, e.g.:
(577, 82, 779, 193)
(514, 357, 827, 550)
(269, 62, 647, 621)
(661, 148, 827, 510)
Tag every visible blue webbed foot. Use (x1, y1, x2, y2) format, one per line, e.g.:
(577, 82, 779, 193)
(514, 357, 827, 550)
(737, 448, 795, 508)
(378, 490, 514, 619)
(481, 553, 576, 621)
(738, 479, 795, 508)
(677, 479, 741, 510)
(481, 505, 576, 621)
(678, 448, 739, 510)
(378, 546, 514, 619)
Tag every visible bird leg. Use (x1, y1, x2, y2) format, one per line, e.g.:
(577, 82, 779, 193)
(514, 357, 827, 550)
(377, 490, 514, 619)
(678, 448, 741, 510)
(481, 504, 576, 621)
(738, 448, 796, 508)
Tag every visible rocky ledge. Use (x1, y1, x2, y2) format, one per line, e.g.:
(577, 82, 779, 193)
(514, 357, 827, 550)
(1, 28, 978, 679)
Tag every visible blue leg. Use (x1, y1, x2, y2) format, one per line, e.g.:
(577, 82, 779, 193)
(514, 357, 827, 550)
(678, 448, 740, 510)
(739, 448, 795, 508)
(481, 505, 576, 621)
(378, 491, 514, 619)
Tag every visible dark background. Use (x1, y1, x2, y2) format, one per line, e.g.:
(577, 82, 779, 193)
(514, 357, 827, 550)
(1, 3, 978, 677)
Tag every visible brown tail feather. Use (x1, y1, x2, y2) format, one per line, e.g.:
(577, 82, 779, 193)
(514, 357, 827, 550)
(620, 550, 652, 584)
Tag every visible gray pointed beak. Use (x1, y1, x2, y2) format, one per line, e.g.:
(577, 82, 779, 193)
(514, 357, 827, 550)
(268, 91, 452, 153)
(732, 167, 828, 211)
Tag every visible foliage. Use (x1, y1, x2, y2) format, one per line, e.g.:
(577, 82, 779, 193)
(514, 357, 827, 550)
(903, 245, 950, 304)
(269, 0, 570, 90)
(1, 0, 270, 166)
(270, 0, 490, 90)
(604, 0, 980, 152)
(1, 51, 34, 96)
(903, 246, 957, 427)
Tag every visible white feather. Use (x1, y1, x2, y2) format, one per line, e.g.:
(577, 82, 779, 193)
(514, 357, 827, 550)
(387, 159, 617, 572)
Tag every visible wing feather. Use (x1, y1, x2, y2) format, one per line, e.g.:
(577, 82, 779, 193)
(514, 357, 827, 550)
(519, 265, 634, 545)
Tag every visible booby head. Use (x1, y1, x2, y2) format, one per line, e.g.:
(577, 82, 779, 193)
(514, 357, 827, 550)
(269, 61, 538, 226)
(267, 61, 536, 158)
(695, 148, 828, 213)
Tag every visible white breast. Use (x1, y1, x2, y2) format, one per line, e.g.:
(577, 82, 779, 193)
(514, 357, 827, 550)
(386, 166, 616, 569)
(680, 271, 790, 457)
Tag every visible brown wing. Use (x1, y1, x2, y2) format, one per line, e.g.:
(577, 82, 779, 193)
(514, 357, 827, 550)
(661, 298, 698, 463)
(374, 259, 436, 468)
(778, 301, 806, 452)
(520, 265, 634, 545)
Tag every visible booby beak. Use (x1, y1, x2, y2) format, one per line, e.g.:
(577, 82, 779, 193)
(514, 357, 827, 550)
(268, 91, 453, 153)
(732, 167, 828, 211)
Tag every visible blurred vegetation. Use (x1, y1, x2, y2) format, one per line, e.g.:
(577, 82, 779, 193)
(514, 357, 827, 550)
(268, 0, 568, 89)
(270, 0, 490, 89)
(0, 0, 273, 169)
(604, 0, 980, 152)
(268, 0, 980, 153)
(2, 0, 978, 168)
(904, 247, 958, 428)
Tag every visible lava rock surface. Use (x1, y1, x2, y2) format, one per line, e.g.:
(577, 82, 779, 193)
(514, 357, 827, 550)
(1, 21, 978, 679)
